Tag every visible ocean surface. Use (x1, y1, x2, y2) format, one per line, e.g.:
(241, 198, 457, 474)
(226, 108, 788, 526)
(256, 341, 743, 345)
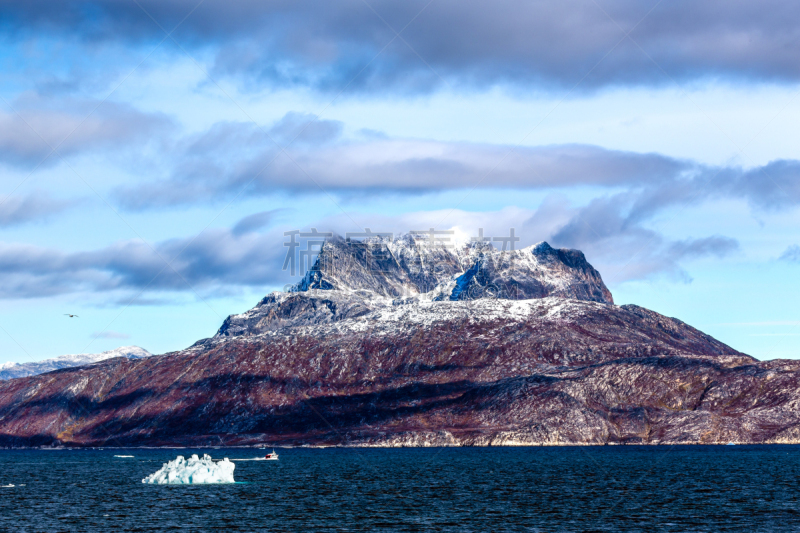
(1, 445, 799, 532)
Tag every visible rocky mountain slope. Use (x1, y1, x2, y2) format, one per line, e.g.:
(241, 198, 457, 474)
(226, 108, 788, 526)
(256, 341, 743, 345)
(0, 346, 151, 381)
(213, 236, 613, 339)
(0, 235, 797, 447)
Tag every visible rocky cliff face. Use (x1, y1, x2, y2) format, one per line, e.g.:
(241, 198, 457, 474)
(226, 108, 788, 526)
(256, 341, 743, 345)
(293, 235, 613, 303)
(214, 236, 613, 339)
(0, 237, 797, 448)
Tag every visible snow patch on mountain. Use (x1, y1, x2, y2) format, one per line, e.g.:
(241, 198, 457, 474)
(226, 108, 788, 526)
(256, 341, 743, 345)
(209, 296, 605, 348)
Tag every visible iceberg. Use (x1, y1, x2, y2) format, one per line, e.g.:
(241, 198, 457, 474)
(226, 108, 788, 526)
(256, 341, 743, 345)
(142, 454, 235, 484)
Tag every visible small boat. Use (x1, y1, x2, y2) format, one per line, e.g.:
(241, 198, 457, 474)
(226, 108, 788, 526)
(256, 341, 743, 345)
(265, 449, 279, 461)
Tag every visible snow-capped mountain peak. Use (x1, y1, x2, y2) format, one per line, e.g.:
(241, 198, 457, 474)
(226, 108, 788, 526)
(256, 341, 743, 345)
(213, 234, 613, 340)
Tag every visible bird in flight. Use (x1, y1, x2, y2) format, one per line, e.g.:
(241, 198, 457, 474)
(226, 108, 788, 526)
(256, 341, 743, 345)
(64, 314, 79, 318)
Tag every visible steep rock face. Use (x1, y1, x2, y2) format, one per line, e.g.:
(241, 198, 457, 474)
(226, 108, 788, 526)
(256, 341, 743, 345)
(216, 235, 613, 339)
(295, 235, 613, 303)
(449, 242, 613, 304)
(295, 234, 481, 298)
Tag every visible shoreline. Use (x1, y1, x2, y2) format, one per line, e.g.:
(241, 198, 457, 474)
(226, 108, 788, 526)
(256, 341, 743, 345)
(4, 440, 800, 450)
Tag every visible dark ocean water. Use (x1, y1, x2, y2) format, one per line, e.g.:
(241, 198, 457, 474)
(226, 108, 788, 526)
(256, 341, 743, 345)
(1, 445, 799, 532)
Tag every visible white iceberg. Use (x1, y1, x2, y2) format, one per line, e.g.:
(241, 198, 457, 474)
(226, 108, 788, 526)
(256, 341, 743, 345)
(142, 454, 235, 484)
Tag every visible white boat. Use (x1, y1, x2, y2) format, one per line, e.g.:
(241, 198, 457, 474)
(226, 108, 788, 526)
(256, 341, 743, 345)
(264, 449, 279, 461)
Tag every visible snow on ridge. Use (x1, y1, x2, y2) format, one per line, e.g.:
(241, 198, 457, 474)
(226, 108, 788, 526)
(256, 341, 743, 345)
(0, 346, 152, 381)
(262, 296, 603, 339)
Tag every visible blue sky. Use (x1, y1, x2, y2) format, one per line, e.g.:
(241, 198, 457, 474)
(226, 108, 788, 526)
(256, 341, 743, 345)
(0, 0, 799, 361)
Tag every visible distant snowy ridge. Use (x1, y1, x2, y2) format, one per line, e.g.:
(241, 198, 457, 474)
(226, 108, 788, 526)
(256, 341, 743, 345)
(0, 346, 151, 381)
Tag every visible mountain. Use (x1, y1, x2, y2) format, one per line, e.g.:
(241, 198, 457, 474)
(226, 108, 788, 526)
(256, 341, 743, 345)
(0, 346, 152, 381)
(213, 236, 613, 339)
(0, 236, 798, 448)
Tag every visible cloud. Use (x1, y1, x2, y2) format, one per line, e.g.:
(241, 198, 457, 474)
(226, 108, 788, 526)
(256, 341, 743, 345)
(0, 194, 744, 301)
(232, 209, 292, 236)
(110, 113, 800, 227)
(0, 228, 288, 299)
(780, 245, 800, 263)
(312, 205, 540, 247)
(735, 161, 800, 210)
(115, 114, 689, 209)
(4, 1, 800, 93)
(0, 192, 76, 227)
(92, 330, 130, 339)
(269, 112, 343, 146)
(547, 193, 740, 283)
(668, 236, 740, 260)
(0, 95, 172, 168)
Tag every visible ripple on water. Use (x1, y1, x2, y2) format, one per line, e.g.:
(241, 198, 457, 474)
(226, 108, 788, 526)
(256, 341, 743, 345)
(0, 445, 799, 532)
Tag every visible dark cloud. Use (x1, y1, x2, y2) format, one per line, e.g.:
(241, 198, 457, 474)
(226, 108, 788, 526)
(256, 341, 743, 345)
(0, 228, 288, 299)
(780, 245, 800, 263)
(3, 1, 800, 93)
(0, 96, 172, 168)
